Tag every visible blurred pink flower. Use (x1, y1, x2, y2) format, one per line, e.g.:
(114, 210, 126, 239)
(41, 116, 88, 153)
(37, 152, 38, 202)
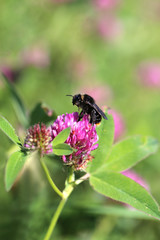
(137, 61, 160, 87)
(79, 85, 112, 105)
(93, 0, 121, 10)
(21, 47, 50, 68)
(122, 169, 149, 191)
(108, 109, 125, 141)
(96, 16, 122, 42)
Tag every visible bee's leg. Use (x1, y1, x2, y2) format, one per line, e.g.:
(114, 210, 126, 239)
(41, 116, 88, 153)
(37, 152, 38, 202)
(78, 110, 85, 121)
(90, 109, 97, 125)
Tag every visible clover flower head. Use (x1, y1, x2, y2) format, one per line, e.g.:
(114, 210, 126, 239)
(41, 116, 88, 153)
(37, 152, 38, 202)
(24, 123, 52, 155)
(51, 112, 99, 171)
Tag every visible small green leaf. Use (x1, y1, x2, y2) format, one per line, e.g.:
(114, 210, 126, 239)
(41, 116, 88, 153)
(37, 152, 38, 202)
(102, 136, 159, 172)
(0, 115, 21, 145)
(53, 143, 73, 156)
(52, 127, 71, 147)
(90, 171, 160, 220)
(87, 112, 114, 173)
(5, 151, 27, 191)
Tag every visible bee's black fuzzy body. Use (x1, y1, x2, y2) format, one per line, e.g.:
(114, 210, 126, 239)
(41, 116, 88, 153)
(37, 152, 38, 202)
(70, 94, 108, 125)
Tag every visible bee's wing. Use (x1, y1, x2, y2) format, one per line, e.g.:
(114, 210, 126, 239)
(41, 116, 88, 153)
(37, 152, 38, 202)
(86, 100, 108, 120)
(94, 104, 108, 120)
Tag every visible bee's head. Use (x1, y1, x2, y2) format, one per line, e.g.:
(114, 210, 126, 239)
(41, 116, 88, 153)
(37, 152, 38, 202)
(72, 94, 82, 107)
(66, 94, 82, 107)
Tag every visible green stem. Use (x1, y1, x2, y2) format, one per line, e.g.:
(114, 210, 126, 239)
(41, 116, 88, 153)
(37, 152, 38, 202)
(43, 197, 67, 240)
(42, 166, 89, 240)
(75, 173, 90, 185)
(43, 168, 75, 240)
(40, 159, 63, 198)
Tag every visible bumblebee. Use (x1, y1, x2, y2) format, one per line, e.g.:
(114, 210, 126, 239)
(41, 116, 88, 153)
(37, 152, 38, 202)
(67, 94, 108, 125)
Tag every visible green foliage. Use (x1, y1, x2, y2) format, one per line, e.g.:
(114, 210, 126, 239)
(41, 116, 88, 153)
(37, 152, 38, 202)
(90, 171, 160, 220)
(5, 151, 27, 191)
(0, 116, 73, 192)
(52, 127, 71, 147)
(0, 115, 21, 145)
(87, 112, 114, 173)
(2, 74, 28, 127)
(52, 143, 73, 156)
(101, 136, 159, 172)
(83, 204, 153, 219)
(1, 0, 160, 239)
(52, 127, 73, 155)
(87, 115, 160, 220)
(29, 102, 57, 126)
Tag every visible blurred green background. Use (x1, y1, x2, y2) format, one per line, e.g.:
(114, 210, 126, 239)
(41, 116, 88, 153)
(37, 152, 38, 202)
(0, 0, 160, 239)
